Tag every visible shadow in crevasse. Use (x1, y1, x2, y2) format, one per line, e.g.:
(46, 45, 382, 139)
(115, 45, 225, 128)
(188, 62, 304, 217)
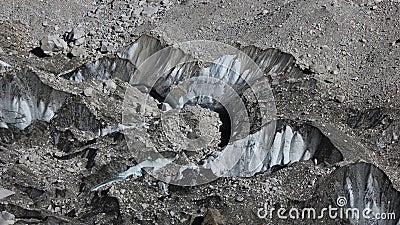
(30, 47, 49, 58)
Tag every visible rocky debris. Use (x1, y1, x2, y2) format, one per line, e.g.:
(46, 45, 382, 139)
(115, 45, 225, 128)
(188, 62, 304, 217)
(201, 208, 227, 225)
(70, 46, 86, 57)
(0, 0, 399, 223)
(66, 28, 85, 43)
(142, 6, 159, 17)
(99, 41, 113, 53)
(74, 37, 85, 46)
(103, 79, 117, 93)
(40, 35, 68, 54)
(83, 87, 94, 97)
(310, 64, 326, 74)
(334, 94, 345, 103)
(377, 120, 400, 148)
(0, 128, 14, 143)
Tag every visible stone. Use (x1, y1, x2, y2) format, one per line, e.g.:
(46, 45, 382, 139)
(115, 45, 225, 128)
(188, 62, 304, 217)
(74, 37, 85, 46)
(201, 208, 226, 225)
(66, 167, 76, 173)
(131, 8, 142, 18)
(310, 64, 325, 74)
(67, 28, 85, 41)
(40, 35, 68, 54)
(235, 196, 244, 202)
(113, 26, 124, 33)
(335, 95, 345, 103)
(142, 6, 158, 17)
(103, 79, 117, 93)
(70, 46, 86, 57)
(84, 87, 94, 97)
(100, 42, 113, 53)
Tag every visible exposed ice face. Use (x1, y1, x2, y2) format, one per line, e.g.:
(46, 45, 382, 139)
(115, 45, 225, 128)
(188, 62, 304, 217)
(0, 60, 11, 68)
(0, 71, 68, 129)
(219, 120, 342, 177)
(91, 157, 176, 191)
(0, 187, 14, 200)
(317, 162, 400, 225)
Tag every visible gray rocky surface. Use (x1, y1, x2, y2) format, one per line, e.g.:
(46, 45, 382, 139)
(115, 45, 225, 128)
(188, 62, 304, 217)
(0, 0, 399, 224)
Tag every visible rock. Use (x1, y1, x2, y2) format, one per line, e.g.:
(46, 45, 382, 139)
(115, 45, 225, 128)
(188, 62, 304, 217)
(103, 79, 117, 93)
(131, 8, 142, 18)
(40, 35, 68, 54)
(334, 95, 345, 103)
(142, 6, 158, 17)
(331, 69, 339, 75)
(100, 41, 113, 53)
(67, 28, 85, 41)
(0, 47, 3, 53)
(310, 64, 325, 74)
(70, 46, 86, 57)
(201, 208, 226, 225)
(262, 9, 269, 15)
(84, 87, 94, 97)
(74, 37, 85, 46)
(235, 196, 244, 202)
(113, 26, 124, 33)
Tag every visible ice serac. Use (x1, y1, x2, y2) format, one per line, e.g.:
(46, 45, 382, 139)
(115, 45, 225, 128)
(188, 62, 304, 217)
(60, 35, 166, 83)
(60, 57, 136, 82)
(118, 34, 165, 66)
(315, 162, 400, 225)
(0, 69, 68, 129)
(241, 46, 296, 77)
(219, 120, 343, 177)
(0, 187, 14, 200)
(267, 120, 343, 169)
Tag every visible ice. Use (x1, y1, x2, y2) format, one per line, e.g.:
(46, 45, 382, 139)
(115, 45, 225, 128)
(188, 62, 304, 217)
(0, 187, 14, 200)
(282, 125, 294, 164)
(91, 157, 175, 191)
(0, 60, 11, 68)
